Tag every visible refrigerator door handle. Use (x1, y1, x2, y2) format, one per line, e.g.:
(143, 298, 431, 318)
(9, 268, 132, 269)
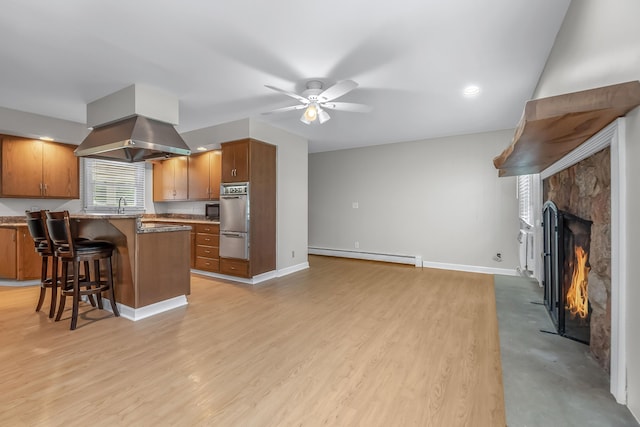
(223, 233, 245, 238)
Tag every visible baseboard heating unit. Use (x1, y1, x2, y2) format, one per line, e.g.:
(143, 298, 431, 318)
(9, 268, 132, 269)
(308, 247, 422, 267)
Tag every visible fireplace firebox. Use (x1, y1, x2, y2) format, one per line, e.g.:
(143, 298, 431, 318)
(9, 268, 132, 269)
(542, 201, 593, 344)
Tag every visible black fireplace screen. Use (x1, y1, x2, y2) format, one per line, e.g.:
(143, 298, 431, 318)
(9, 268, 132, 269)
(542, 201, 592, 344)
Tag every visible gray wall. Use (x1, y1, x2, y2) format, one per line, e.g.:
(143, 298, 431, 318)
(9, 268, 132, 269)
(533, 0, 640, 419)
(309, 129, 519, 272)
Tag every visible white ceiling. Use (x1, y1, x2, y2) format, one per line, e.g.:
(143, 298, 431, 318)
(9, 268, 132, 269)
(0, 0, 571, 153)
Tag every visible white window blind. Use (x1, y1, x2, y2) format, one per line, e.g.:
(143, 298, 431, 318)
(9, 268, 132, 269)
(517, 174, 532, 226)
(83, 158, 145, 213)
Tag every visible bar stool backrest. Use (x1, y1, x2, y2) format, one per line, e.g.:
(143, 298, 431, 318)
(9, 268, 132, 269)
(25, 210, 51, 254)
(45, 211, 75, 258)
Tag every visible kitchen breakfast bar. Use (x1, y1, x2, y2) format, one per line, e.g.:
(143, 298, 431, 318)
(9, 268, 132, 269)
(72, 214, 191, 320)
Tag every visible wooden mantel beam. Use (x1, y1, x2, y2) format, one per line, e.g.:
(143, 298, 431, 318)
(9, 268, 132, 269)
(493, 81, 640, 177)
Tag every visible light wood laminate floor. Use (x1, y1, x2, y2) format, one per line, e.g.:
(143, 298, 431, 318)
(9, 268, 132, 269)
(0, 256, 505, 426)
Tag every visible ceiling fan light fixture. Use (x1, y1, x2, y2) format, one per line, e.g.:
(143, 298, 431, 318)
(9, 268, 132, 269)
(266, 79, 368, 125)
(303, 103, 318, 123)
(318, 108, 330, 124)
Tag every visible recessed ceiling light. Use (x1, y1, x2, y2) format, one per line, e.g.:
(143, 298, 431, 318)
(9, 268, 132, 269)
(463, 85, 481, 97)
(39, 136, 54, 141)
(196, 146, 207, 151)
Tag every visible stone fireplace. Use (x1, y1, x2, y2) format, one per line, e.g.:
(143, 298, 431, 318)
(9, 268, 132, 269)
(543, 147, 611, 371)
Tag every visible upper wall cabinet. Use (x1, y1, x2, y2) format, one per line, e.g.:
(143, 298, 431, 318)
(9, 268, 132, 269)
(188, 150, 222, 200)
(221, 139, 250, 183)
(0, 135, 79, 199)
(152, 156, 189, 201)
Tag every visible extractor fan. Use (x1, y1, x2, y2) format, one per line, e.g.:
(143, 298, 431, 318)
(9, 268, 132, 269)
(263, 79, 371, 124)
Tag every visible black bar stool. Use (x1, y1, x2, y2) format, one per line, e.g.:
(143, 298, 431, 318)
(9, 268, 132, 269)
(25, 210, 58, 318)
(26, 210, 94, 318)
(45, 211, 120, 330)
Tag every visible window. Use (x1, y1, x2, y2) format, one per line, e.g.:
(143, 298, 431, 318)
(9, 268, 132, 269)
(517, 174, 533, 226)
(83, 158, 145, 213)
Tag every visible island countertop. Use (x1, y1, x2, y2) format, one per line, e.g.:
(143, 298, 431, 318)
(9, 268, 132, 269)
(70, 214, 192, 234)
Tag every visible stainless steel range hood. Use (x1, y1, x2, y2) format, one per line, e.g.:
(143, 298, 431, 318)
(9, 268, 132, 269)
(75, 115, 191, 162)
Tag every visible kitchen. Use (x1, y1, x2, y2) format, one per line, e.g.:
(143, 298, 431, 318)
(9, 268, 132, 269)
(0, 86, 309, 323)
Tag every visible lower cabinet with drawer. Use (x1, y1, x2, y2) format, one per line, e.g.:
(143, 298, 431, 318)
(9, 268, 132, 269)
(195, 223, 220, 273)
(219, 257, 250, 278)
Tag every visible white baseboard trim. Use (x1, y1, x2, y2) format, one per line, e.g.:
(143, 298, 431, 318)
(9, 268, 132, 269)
(191, 261, 309, 285)
(308, 247, 518, 276)
(102, 295, 188, 321)
(421, 260, 518, 276)
(191, 269, 277, 285)
(277, 262, 310, 277)
(0, 279, 40, 287)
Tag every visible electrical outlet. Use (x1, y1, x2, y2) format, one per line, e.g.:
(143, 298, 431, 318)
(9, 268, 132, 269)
(355, 241, 360, 249)
(352, 202, 359, 209)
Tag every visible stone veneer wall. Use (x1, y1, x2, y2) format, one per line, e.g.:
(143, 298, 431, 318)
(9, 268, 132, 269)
(543, 147, 611, 372)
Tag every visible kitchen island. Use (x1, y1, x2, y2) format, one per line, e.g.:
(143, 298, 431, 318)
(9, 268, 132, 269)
(72, 214, 191, 320)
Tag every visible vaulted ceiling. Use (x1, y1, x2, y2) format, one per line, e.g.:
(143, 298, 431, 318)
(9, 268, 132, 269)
(0, 0, 571, 152)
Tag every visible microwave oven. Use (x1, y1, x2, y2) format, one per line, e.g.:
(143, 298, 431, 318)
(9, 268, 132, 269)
(205, 202, 220, 221)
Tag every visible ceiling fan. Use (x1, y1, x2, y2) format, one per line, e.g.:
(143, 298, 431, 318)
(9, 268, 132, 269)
(263, 79, 372, 124)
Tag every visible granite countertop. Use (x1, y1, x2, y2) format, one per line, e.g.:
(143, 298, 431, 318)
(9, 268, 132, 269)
(72, 213, 141, 219)
(141, 217, 220, 225)
(0, 223, 27, 228)
(0, 214, 219, 232)
(136, 223, 192, 234)
(71, 214, 193, 233)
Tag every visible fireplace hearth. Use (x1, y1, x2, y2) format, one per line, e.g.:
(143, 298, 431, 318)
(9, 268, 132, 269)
(543, 201, 593, 344)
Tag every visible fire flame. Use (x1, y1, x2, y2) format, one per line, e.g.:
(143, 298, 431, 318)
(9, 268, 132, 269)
(566, 245, 590, 319)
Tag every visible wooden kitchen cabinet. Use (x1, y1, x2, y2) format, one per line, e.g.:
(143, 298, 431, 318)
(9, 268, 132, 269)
(220, 258, 249, 278)
(1, 135, 79, 198)
(188, 150, 222, 200)
(195, 223, 220, 272)
(221, 139, 249, 182)
(152, 156, 189, 201)
(0, 228, 17, 278)
(220, 138, 276, 278)
(0, 226, 41, 280)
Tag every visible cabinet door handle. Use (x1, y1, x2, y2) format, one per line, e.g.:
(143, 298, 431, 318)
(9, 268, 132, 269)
(43, 183, 47, 195)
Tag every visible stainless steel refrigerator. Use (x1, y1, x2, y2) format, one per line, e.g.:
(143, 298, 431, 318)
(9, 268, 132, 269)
(219, 182, 249, 260)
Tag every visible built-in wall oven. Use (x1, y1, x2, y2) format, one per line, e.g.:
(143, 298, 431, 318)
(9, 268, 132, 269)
(219, 182, 249, 260)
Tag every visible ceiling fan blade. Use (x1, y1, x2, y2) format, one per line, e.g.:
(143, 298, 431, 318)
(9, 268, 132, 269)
(262, 104, 306, 115)
(317, 80, 358, 102)
(265, 85, 309, 104)
(321, 102, 372, 113)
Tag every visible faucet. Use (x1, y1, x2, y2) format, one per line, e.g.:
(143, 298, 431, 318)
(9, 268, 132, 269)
(117, 196, 127, 214)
